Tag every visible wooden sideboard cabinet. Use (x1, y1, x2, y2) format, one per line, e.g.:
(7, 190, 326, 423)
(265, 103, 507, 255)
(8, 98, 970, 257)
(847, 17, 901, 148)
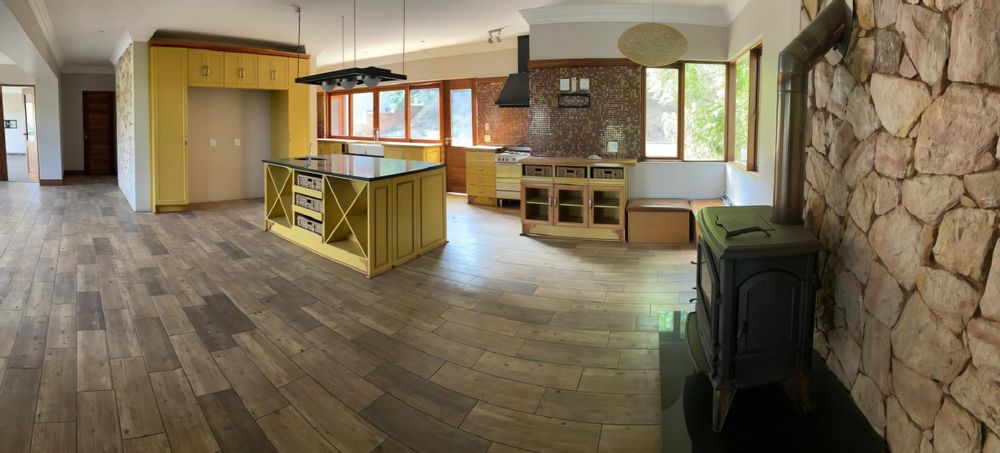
(466, 149, 497, 206)
(519, 158, 635, 241)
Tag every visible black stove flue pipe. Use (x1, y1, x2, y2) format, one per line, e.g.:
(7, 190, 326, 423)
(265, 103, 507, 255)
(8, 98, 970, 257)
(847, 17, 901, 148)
(772, 0, 853, 225)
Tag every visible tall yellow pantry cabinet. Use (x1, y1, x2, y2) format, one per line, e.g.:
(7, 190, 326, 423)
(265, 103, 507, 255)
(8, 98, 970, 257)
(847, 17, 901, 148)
(149, 40, 313, 212)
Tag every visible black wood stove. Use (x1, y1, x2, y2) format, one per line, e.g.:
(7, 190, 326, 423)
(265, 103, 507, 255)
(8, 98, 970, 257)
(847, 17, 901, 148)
(691, 206, 822, 432)
(687, 0, 852, 433)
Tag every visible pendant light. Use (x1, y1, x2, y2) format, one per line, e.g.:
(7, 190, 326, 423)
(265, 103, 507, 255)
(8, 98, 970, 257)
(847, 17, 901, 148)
(296, 0, 407, 90)
(617, 0, 688, 67)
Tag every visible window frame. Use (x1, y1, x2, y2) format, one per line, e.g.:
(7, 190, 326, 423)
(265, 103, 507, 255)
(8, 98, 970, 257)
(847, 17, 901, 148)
(325, 93, 349, 139)
(641, 51, 760, 165)
(319, 81, 445, 144)
(728, 46, 761, 172)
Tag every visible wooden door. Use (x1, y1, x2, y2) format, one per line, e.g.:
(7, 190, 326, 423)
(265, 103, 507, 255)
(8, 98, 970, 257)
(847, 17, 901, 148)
(82, 91, 116, 175)
(589, 185, 625, 229)
(443, 79, 475, 193)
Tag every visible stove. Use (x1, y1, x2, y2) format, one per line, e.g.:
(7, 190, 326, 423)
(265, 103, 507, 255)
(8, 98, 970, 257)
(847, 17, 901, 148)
(495, 147, 530, 203)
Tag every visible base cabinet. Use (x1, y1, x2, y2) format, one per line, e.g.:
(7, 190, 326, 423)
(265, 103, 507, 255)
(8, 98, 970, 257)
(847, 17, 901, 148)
(519, 160, 632, 241)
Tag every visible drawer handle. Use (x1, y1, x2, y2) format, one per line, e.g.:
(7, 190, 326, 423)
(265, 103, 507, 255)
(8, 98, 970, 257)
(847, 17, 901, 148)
(202, 65, 209, 77)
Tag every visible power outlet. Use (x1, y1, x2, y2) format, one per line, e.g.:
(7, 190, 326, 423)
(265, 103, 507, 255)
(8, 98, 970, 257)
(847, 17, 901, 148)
(209, 139, 217, 147)
(234, 139, 241, 147)
(484, 134, 492, 143)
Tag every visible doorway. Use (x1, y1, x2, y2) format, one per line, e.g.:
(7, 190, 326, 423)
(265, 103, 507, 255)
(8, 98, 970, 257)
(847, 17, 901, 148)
(82, 91, 116, 175)
(2, 85, 38, 183)
(444, 79, 475, 193)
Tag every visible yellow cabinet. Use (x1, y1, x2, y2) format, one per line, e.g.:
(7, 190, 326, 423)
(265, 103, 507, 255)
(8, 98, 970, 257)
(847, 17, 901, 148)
(257, 55, 289, 90)
(224, 52, 258, 89)
(188, 49, 224, 87)
(151, 46, 189, 209)
(269, 58, 311, 158)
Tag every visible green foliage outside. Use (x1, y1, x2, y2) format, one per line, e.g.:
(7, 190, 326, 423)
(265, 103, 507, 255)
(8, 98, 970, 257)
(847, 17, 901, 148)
(734, 54, 751, 164)
(410, 88, 441, 140)
(683, 64, 727, 161)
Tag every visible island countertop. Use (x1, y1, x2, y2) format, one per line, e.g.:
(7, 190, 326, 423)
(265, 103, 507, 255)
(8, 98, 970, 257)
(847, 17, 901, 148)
(264, 155, 445, 181)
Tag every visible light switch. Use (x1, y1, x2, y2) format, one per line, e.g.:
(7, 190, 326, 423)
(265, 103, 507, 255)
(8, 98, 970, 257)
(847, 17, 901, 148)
(607, 141, 619, 154)
(209, 139, 217, 147)
(234, 139, 241, 147)
(485, 123, 490, 132)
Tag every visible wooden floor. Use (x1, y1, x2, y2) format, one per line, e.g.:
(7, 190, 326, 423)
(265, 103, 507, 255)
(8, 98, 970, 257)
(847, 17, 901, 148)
(0, 177, 696, 453)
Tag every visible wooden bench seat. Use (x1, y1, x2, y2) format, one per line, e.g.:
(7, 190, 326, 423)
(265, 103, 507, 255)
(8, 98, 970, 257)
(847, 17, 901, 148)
(626, 198, 724, 244)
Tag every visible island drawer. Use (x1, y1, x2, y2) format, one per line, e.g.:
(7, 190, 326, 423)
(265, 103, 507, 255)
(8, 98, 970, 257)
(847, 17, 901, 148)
(295, 173, 323, 191)
(294, 194, 322, 213)
(295, 213, 322, 235)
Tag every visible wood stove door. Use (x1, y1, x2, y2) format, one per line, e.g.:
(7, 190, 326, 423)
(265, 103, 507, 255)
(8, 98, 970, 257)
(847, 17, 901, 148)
(734, 271, 804, 379)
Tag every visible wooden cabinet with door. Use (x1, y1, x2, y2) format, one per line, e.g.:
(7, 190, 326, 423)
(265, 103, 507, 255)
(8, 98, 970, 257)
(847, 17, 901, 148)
(150, 39, 312, 212)
(223, 52, 258, 88)
(466, 149, 497, 205)
(519, 158, 635, 241)
(188, 49, 224, 87)
(258, 55, 289, 90)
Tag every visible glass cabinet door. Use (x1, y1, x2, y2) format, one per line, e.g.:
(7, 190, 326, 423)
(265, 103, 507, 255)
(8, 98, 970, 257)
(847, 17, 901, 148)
(555, 185, 588, 226)
(521, 183, 553, 225)
(589, 186, 625, 229)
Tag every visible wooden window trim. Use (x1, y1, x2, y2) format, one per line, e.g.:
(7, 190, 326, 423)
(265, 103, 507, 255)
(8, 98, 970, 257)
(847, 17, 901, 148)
(726, 45, 762, 172)
(319, 81, 445, 144)
(642, 61, 728, 163)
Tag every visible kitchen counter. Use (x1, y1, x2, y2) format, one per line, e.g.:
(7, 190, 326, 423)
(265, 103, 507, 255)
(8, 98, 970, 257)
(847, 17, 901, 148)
(263, 157, 447, 277)
(520, 156, 637, 167)
(263, 155, 444, 181)
(318, 138, 439, 149)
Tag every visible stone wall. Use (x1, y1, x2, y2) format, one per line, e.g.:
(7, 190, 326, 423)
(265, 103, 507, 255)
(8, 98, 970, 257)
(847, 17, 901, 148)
(802, 0, 1000, 451)
(115, 44, 136, 206)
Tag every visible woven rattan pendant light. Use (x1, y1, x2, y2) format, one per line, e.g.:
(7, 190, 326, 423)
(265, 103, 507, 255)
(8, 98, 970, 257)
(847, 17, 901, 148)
(617, 0, 688, 67)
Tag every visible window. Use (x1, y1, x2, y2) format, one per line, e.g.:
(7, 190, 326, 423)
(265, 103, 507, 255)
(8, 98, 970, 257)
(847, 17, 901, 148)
(329, 94, 348, 137)
(378, 90, 406, 139)
(351, 92, 375, 138)
(645, 68, 680, 159)
(642, 52, 760, 164)
(409, 87, 441, 141)
(449, 88, 474, 147)
(318, 82, 446, 143)
(731, 47, 761, 170)
(684, 63, 727, 161)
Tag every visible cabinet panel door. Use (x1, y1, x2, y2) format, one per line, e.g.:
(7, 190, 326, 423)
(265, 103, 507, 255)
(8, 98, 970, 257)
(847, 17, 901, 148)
(286, 59, 310, 156)
(187, 49, 206, 86)
(204, 50, 225, 87)
(152, 47, 189, 206)
(392, 176, 420, 264)
(241, 54, 259, 88)
(589, 186, 625, 229)
(521, 183, 553, 225)
(256, 56, 274, 89)
(554, 185, 588, 226)
(419, 170, 446, 248)
(223, 52, 242, 88)
(271, 57, 290, 89)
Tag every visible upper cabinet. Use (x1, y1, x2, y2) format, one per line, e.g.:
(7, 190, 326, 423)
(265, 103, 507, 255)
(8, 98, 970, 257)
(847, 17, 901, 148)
(258, 55, 289, 90)
(224, 52, 258, 89)
(188, 49, 224, 87)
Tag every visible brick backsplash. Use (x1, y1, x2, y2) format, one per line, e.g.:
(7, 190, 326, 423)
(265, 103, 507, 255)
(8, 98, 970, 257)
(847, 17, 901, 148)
(528, 65, 643, 159)
(475, 81, 531, 147)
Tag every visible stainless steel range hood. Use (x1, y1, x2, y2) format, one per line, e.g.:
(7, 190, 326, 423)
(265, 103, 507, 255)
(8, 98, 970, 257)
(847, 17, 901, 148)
(772, 0, 853, 225)
(495, 35, 530, 108)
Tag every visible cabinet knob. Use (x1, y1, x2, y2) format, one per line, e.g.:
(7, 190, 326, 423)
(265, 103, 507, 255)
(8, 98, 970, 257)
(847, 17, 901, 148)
(202, 65, 208, 77)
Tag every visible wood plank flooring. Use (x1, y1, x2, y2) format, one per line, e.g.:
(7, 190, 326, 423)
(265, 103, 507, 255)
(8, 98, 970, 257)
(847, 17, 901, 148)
(0, 178, 695, 452)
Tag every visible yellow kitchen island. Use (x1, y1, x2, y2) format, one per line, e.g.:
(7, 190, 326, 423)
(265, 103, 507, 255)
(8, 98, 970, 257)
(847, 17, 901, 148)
(264, 155, 447, 277)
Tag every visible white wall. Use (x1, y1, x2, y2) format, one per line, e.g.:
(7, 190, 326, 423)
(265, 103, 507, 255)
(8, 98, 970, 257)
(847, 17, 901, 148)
(316, 48, 518, 84)
(628, 162, 727, 199)
(132, 43, 151, 211)
(187, 88, 271, 203)
(530, 21, 729, 61)
(725, 0, 800, 206)
(59, 72, 115, 172)
(3, 90, 27, 153)
(33, 76, 62, 180)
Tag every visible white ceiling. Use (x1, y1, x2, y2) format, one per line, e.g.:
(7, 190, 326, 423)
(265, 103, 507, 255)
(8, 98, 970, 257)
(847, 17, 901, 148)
(42, 0, 747, 70)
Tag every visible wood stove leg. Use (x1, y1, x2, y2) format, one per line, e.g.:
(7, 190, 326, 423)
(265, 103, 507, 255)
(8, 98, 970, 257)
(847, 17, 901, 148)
(794, 374, 813, 412)
(713, 388, 736, 433)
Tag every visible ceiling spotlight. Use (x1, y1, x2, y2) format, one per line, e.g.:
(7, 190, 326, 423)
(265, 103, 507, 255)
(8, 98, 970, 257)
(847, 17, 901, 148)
(340, 77, 358, 90)
(363, 75, 380, 88)
(488, 28, 504, 44)
(321, 80, 337, 92)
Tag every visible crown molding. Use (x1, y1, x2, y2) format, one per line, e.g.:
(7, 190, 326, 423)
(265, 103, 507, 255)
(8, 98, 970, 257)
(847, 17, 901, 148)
(519, 3, 730, 28)
(26, 0, 61, 65)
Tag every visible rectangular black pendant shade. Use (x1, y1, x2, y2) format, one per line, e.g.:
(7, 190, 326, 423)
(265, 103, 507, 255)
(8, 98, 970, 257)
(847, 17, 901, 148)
(294, 66, 407, 87)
